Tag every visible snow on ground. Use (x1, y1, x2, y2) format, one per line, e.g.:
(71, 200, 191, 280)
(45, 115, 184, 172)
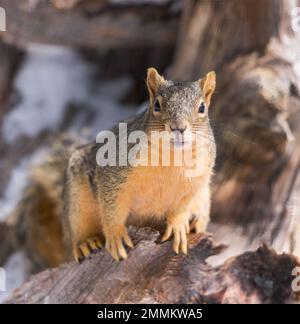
(2, 46, 91, 142)
(2, 45, 135, 143)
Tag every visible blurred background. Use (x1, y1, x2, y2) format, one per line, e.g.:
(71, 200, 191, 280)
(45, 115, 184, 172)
(0, 0, 300, 301)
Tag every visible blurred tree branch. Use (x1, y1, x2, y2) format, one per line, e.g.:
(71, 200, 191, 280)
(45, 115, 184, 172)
(0, 0, 181, 49)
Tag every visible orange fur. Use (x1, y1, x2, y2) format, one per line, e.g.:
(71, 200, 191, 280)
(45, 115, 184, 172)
(69, 178, 101, 245)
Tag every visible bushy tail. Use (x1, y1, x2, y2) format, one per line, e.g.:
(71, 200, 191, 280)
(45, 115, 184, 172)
(14, 133, 85, 270)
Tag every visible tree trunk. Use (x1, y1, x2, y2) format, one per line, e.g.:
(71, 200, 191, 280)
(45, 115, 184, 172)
(170, 0, 300, 260)
(3, 227, 299, 304)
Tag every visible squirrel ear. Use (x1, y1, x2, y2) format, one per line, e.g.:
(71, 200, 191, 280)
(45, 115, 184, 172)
(199, 71, 216, 105)
(147, 67, 165, 99)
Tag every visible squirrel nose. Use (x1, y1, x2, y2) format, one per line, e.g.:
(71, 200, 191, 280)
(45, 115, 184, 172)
(170, 125, 187, 134)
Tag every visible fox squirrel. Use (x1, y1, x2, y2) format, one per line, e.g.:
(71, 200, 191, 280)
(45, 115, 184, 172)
(64, 68, 216, 262)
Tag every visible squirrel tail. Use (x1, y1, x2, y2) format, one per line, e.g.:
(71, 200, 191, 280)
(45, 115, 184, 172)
(13, 133, 84, 270)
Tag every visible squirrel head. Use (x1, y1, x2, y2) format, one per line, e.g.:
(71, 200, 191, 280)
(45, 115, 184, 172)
(146, 67, 216, 145)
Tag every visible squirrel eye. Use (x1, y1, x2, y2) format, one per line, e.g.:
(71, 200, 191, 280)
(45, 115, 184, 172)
(198, 102, 205, 114)
(153, 100, 161, 112)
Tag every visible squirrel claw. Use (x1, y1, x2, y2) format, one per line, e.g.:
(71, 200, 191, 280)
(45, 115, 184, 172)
(162, 220, 189, 255)
(105, 227, 134, 261)
(73, 236, 103, 263)
(106, 239, 127, 261)
(161, 225, 172, 242)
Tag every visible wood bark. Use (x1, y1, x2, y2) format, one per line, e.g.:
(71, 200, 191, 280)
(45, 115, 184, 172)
(0, 0, 180, 49)
(4, 228, 299, 304)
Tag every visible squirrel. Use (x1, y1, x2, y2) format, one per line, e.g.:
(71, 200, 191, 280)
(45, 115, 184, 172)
(63, 68, 216, 262)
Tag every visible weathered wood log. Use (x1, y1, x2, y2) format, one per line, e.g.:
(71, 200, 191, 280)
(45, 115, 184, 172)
(3, 228, 299, 304)
(0, 0, 180, 49)
(170, 0, 300, 260)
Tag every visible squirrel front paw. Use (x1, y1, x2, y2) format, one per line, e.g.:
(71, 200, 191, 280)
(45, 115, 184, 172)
(73, 236, 103, 263)
(104, 225, 134, 261)
(162, 215, 190, 254)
